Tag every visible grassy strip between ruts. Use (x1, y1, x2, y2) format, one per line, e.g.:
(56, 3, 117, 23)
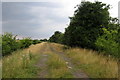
(50, 43, 118, 78)
(45, 52, 73, 78)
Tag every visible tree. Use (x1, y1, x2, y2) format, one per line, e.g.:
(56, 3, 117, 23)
(64, 1, 110, 49)
(49, 31, 64, 44)
(32, 39, 41, 45)
(40, 39, 48, 42)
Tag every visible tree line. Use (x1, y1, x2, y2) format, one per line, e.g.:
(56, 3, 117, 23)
(49, 1, 119, 58)
(1, 33, 48, 56)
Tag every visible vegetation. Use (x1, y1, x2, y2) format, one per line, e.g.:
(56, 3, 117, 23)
(49, 31, 64, 44)
(65, 48, 118, 78)
(19, 38, 33, 49)
(64, 1, 110, 49)
(51, 43, 118, 78)
(2, 33, 48, 56)
(40, 39, 48, 42)
(95, 28, 119, 58)
(46, 52, 73, 78)
(2, 0, 119, 79)
(32, 39, 41, 45)
(2, 33, 20, 56)
(49, 1, 119, 58)
(2, 43, 44, 78)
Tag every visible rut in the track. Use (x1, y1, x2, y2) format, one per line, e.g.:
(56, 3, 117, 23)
(48, 43, 89, 79)
(36, 42, 89, 79)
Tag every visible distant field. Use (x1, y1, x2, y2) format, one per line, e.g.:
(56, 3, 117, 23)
(2, 42, 118, 78)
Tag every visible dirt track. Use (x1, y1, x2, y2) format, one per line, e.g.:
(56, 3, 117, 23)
(36, 42, 89, 79)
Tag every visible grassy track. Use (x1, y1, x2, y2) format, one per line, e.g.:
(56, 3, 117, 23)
(2, 42, 118, 78)
(50, 43, 118, 78)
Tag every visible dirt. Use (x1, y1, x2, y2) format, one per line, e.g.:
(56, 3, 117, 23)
(36, 42, 89, 79)
(35, 43, 49, 78)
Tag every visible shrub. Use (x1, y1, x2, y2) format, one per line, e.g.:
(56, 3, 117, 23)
(2, 33, 33, 56)
(2, 33, 20, 56)
(19, 38, 32, 49)
(95, 28, 119, 58)
(32, 39, 41, 45)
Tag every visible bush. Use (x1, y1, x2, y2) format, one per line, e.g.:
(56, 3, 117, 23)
(19, 38, 32, 49)
(95, 28, 119, 58)
(2, 33, 20, 56)
(2, 33, 33, 56)
(32, 39, 41, 45)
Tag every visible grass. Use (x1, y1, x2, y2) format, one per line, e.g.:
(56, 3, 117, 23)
(2, 42, 73, 78)
(40, 43, 73, 78)
(50, 43, 118, 78)
(2, 43, 43, 78)
(46, 52, 73, 78)
(65, 48, 118, 78)
(2, 42, 118, 78)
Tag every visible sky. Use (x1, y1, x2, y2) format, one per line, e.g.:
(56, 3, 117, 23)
(1, 0, 120, 39)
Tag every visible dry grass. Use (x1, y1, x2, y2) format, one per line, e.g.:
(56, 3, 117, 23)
(2, 42, 118, 78)
(2, 43, 44, 78)
(65, 48, 118, 78)
(37, 42, 73, 78)
(50, 43, 118, 78)
(46, 52, 73, 78)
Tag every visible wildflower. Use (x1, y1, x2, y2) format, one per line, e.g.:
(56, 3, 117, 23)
(67, 66, 72, 69)
(66, 62, 68, 64)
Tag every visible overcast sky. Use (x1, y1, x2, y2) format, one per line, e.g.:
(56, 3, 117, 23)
(1, 0, 120, 39)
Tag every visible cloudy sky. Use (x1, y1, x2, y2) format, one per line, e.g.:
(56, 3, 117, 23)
(1, 0, 120, 39)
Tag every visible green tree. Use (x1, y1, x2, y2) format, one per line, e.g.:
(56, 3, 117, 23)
(64, 1, 110, 49)
(32, 39, 41, 45)
(40, 39, 48, 42)
(49, 31, 64, 44)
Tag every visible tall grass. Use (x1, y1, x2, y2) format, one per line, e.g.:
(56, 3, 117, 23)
(65, 48, 118, 78)
(46, 52, 73, 78)
(2, 43, 43, 78)
(51, 43, 118, 78)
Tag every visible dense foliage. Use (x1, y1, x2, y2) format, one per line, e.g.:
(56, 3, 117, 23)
(2, 33, 20, 56)
(32, 39, 41, 45)
(95, 28, 119, 58)
(40, 39, 48, 42)
(49, 31, 64, 44)
(19, 38, 33, 49)
(64, 1, 110, 49)
(2, 33, 44, 56)
(49, 1, 119, 58)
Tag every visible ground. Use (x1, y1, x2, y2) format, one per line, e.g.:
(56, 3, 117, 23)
(35, 42, 89, 78)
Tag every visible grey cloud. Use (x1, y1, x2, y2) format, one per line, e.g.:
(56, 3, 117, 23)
(2, 2, 68, 39)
